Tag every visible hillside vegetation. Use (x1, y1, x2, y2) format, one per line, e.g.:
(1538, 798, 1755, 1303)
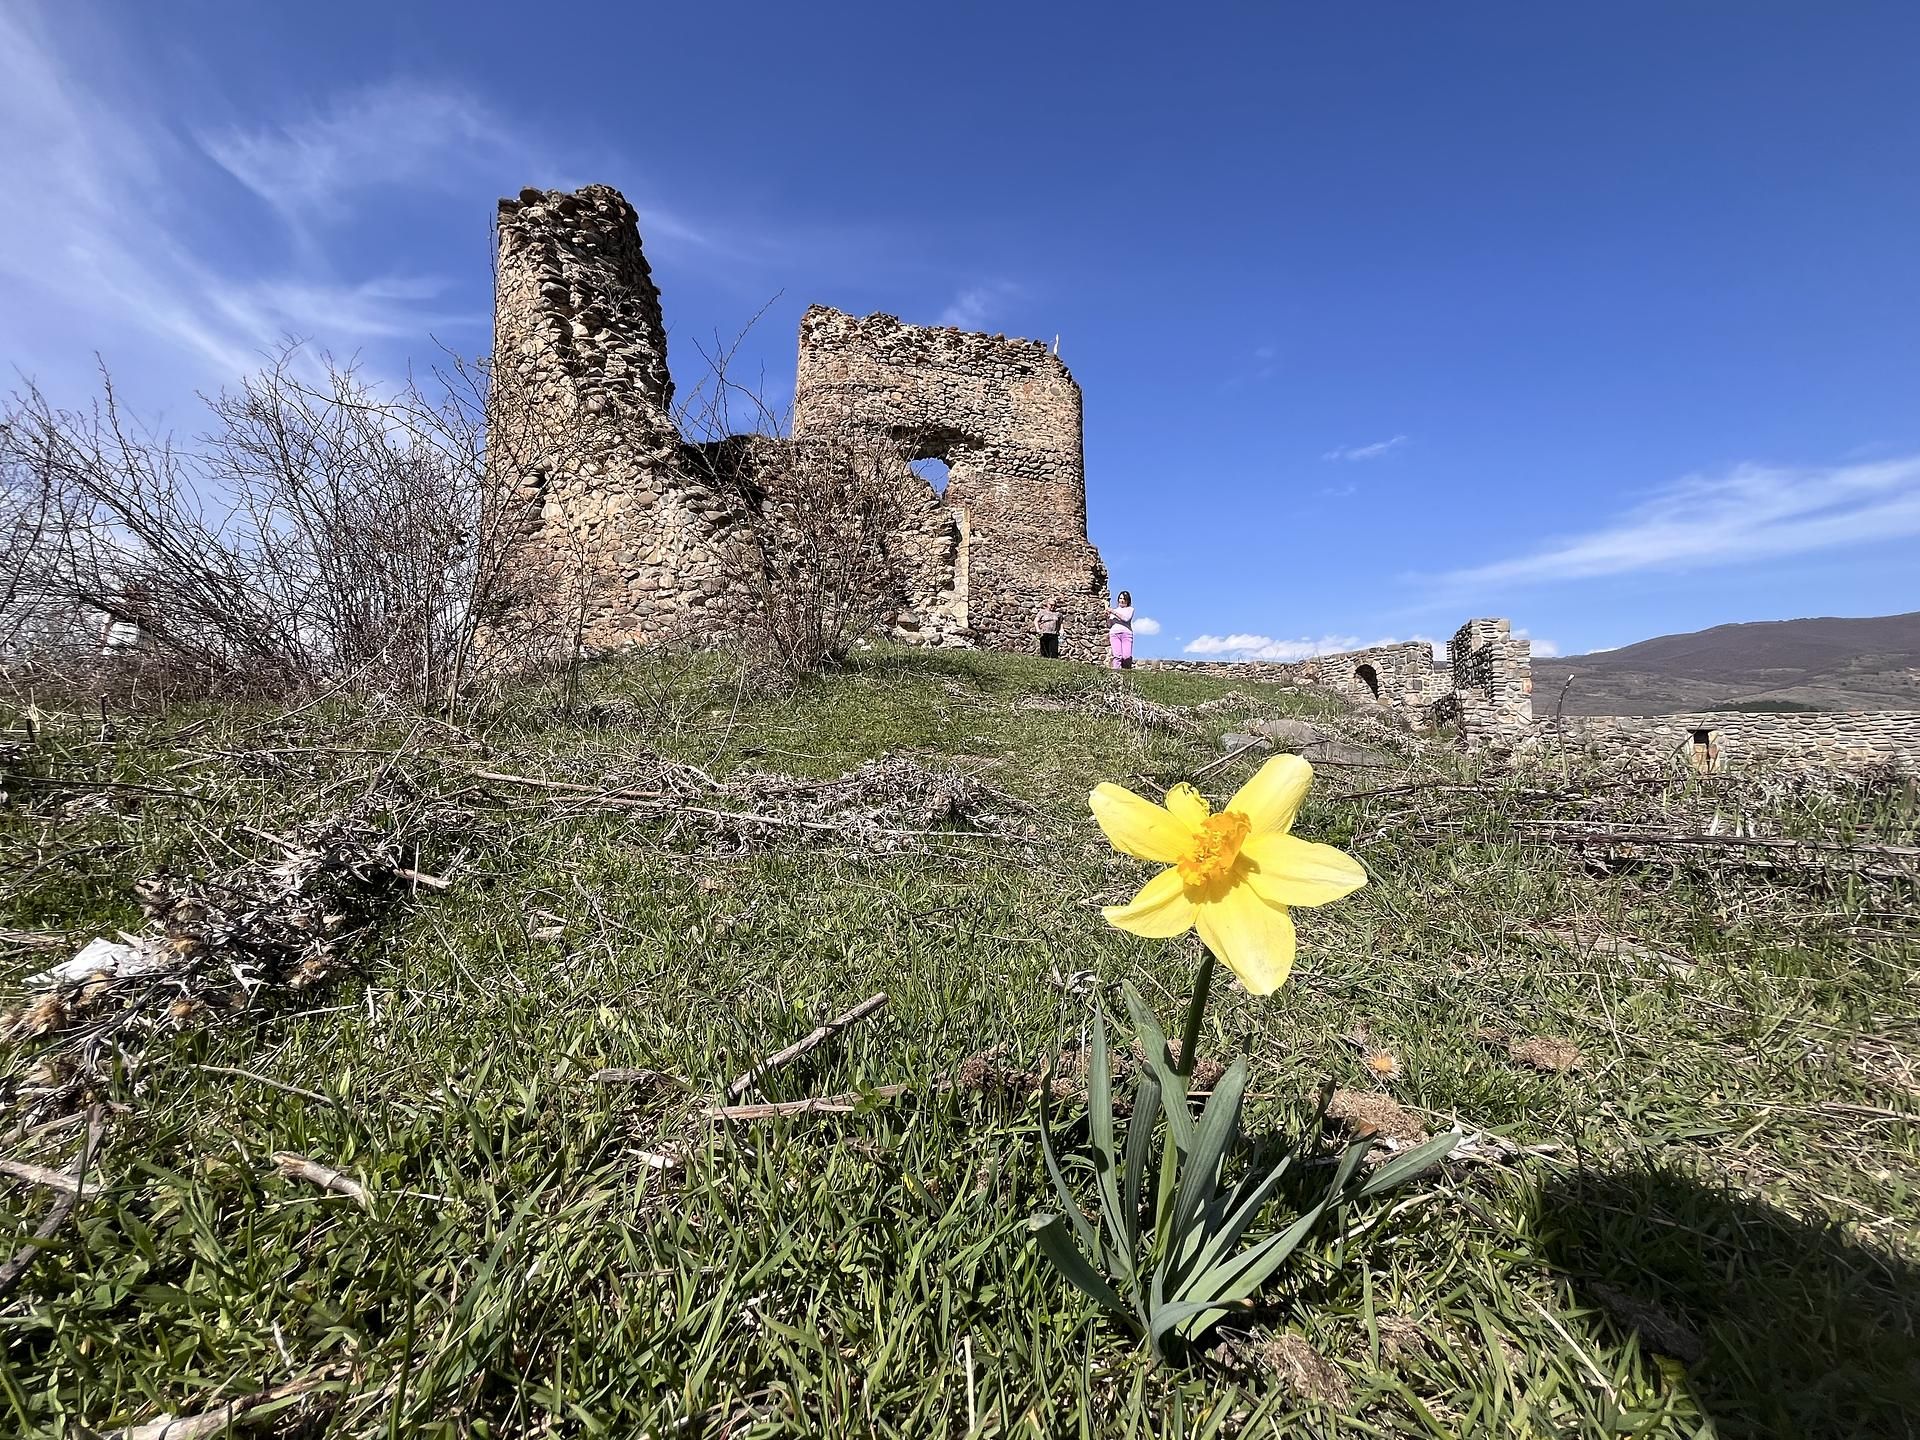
(1538, 610, 1920, 715)
(2, 647, 1917, 1438)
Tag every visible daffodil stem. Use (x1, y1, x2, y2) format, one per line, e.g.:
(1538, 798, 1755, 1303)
(1175, 949, 1215, 1078)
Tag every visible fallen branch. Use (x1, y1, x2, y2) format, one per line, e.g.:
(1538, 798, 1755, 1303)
(105, 1367, 349, 1440)
(0, 1106, 105, 1300)
(590, 1066, 675, 1086)
(472, 767, 669, 802)
(706, 1082, 917, 1121)
(0, 927, 67, 950)
(0, 1157, 84, 1195)
(724, 992, 889, 1101)
(196, 1064, 336, 1108)
(1188, 737, 1271, 784)
(271, 1151, 370, 1210)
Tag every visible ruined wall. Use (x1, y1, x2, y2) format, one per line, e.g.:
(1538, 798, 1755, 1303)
(1294, 642, 1451, 713)
(1552, 710, 1920, 775)
(1445, 618, 1534, 741)
(1145, 619, 1533, 743)
(491, 186, 751, 651)
(792, 307, 1110, 658)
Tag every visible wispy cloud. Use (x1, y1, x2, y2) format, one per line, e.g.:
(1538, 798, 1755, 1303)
(939, 281, 1022, 330)
(0, 13, 489, 391)
(1133, 615, 1162, 636)
(1437, 455, 1920, 590)
(199, 83, 521, 225)
(1319, 482, 1358, 499)
(1322, 435, 1407, 462)
(1514, 628, 1559, 657)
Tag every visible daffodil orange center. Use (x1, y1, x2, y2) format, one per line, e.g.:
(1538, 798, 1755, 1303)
(1176, 809, 1251, 888)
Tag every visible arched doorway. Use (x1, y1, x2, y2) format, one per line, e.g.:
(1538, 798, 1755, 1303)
(1355, 663, 1381, 701)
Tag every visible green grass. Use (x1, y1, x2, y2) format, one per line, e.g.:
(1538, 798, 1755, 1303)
(2, 646, 1916, 1437)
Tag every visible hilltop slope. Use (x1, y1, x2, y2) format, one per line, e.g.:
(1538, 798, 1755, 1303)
(1534, 610, 1920, 715)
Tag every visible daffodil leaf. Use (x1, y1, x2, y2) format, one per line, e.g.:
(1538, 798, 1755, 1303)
(1120, 1072, 1161, 1251)
(1086, 1006, 1134, 1283)
(1035, 1060, 1102, 1266)
(1028, 1214, 1137, 1326)
(1353, 1132, 1459, 1199)
(1122, 983, 1194, 1153)
(1169, 1056, 1247, 1245)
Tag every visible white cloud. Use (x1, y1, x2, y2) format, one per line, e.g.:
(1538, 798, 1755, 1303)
(1514, 628, 1560, 657)
(939, 281, 1023, 330)
(1322, 435, 1407, 462)
(1438, 455, 1920, 589)
(1185, 633, 1364, 662)
(1132, 615, 1162, 636)
(1186, 632, 1450, 663)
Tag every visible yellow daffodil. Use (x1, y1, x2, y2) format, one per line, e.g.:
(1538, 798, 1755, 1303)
(1090, 755, 1366, 994)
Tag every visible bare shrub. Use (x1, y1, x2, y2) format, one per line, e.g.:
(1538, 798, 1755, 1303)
(675, 324, 928, 676)
(0, 345, 553, 709)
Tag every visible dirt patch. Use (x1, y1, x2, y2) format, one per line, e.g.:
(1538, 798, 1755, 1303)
(1508, 1035, 1586, 1074)
(1324, 1089, 1428, 1146)
(1586, 1282, 1705, 1365)
(1238, 1332, 1353, 1407)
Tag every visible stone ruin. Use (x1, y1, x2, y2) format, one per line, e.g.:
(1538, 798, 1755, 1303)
(792, 308, 1109, 656)
(488, 183, 1108, 657)
(1156, 619, 1536, 743)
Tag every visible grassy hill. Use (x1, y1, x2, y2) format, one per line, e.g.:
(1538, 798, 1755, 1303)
(1535, 611, 1920, 715)
(2, 647, 1917, 1437)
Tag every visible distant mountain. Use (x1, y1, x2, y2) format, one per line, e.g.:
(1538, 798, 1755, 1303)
(1532, 611, 1920, 716)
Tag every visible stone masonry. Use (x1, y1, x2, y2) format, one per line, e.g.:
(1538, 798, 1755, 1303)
(490, 184, 1109, 658)
(1151, 618, 1920, 772)
(490, 185, 756, 649)
(792, 307, 1110, 658)
(1552, 710, 1920, 776)
(1148, 619, 1532, 739)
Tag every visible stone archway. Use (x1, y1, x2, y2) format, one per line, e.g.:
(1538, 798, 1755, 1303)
(1355, 663, 1381, 701)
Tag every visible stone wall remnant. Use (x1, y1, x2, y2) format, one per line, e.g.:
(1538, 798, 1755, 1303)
(791, 307, 1110, 658)
(1551, 710, 1920, 776)
(490, 185, 1110, 659)
(489, 185, 753, 650)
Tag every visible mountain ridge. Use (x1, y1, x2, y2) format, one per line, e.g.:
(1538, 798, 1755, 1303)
(1532, 610, 1920, 715)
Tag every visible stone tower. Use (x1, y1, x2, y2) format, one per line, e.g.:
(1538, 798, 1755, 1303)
(791, 308, 1111, 658)
(490, 185, 746, 649)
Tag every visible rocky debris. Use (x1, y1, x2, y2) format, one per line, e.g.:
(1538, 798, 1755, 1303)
(1249, 717, 1326, 752)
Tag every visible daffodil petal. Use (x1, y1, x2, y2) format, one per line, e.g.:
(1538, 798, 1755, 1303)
(1164, 783, 1210, 830)
(1101, 866, 1198, 939)
(1240, 832, 1369, 908)
(1194, 885, 1297, 995)
(1089, 783, 1190, 863)
(1224, 754, 1313, 836)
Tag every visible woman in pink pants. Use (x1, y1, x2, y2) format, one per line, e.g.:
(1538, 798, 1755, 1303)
(1107, 590, 1135, 670)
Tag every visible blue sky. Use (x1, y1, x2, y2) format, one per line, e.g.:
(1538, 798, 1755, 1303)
(4, 2, 1918, 661)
